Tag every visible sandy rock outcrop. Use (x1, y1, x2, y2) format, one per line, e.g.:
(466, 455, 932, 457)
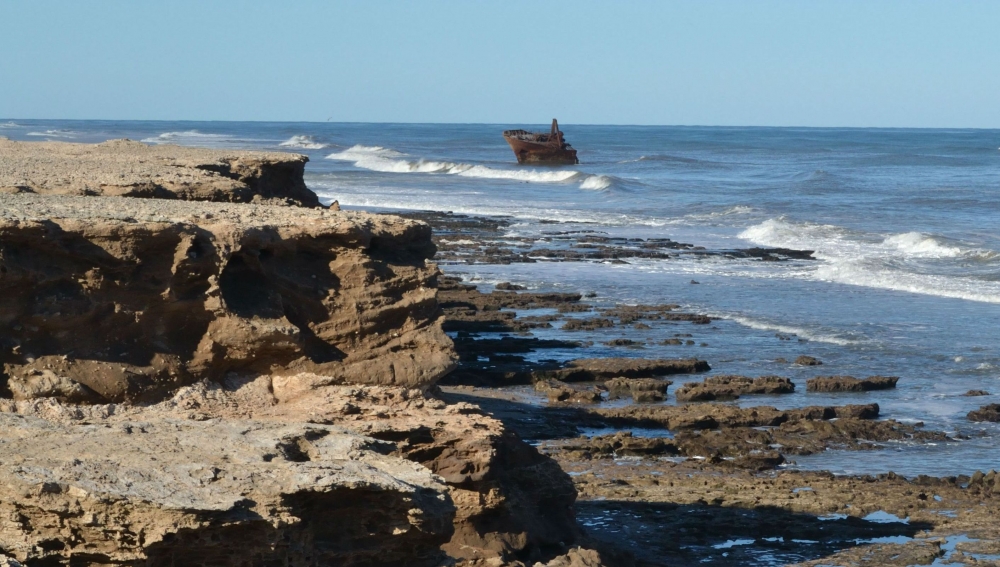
(0, 139, 319, 206)
(0, 193, 455, 402)
(0, 374, 580, 565)
(0, 412, 454, 566)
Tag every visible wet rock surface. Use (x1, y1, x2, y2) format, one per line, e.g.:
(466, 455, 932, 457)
(806, 375, 900, 392)
(605, 377, 672, 402)
(420, 233, 998, 565)
(564, 459, 999, 567)
(675, 374, 795, 401)
(967, 403, 1000, 422)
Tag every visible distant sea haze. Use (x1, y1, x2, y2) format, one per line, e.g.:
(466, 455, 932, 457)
(4, 119, 1000, 474)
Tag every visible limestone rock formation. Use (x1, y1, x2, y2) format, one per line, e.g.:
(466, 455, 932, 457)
(0, 142, 583, 566)
(0, 193, 455, 402)
(0, 139, 319, 206)
(0, 375, 580, 565)
(0, 413, 454, 566)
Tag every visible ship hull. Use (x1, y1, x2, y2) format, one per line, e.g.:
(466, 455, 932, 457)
(503, 136, 579, 165)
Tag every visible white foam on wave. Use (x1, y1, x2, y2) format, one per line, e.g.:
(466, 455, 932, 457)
(327, 144, 609, 189)
(708, 312, 864, 346)
(884, 232, 964, 258)
(309, 179, 676, 228)
(279, 135, 328, 150)
(140, 130, 274, 149)
(579, 175, 613, 190)
(327, 145, 405, 159)
(142, 130, 226, 142)
(0, 122, 20, 129)
(739, 218, 1000, 303)
(26, 129, 76, 138)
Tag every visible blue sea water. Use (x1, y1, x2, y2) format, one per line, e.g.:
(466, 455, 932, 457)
(3, 119, 999, 476)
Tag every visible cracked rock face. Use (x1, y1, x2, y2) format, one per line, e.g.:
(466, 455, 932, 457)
(0, 413, 454, 566)
(0, 139, 319, 207)
(0, 194, 456, 402)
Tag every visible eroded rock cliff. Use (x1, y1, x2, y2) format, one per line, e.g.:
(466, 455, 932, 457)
(0, 193, 455, 402)
(0, 139, 319, 206)
(0, 143, 588, 566)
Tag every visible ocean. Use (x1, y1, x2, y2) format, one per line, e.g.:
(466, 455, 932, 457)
(3, 119, 999, 476)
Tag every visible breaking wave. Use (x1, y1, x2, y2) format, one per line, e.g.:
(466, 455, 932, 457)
(327, 144, 611, 189)
(710, 313, 866, 346)
(141, 130, 227, 144)
(279, 135, 328, 150)
(0, 122, 21, 129)
(26, 129, 77, 138)
(139, 130, 270, 148)
(579, 175, 614, 190)
(883, 232, 965, 258)
(739, 218, 1000, 303)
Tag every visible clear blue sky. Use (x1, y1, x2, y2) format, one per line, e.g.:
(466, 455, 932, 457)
(2, 1, 998, 127)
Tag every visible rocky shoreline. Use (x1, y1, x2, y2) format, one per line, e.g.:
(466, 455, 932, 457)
(403, 211, 1000, 566)
(0, 140, 997, 566)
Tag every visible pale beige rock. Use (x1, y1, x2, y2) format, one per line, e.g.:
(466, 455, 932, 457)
(0, 412, 453, 565)
(0, 138, 319, 206)
(534, 548, 608, 567)
(0, 375, 580, 565)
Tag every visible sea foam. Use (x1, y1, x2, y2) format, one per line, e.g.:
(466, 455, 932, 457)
(26, 129, 76, 138)
(141, 131, 228, 144)
(740, 218, 1000, 303)
(279, 135, 328, 150)
(327, 144, 610, 188)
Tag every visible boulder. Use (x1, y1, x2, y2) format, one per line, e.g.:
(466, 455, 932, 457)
(968, 404, 1000, 423)
(534, 547, 610, 567)
(794, 355, 822, 366)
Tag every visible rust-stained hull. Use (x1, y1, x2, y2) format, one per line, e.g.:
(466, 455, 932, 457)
(503, 136, 579, 165)
(503, 119, 579, 165)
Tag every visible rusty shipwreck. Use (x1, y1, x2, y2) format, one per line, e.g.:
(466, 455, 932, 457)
(503, 119, 579, 164)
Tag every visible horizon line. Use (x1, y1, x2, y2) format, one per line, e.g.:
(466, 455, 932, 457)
(2, 117, 999, 131)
